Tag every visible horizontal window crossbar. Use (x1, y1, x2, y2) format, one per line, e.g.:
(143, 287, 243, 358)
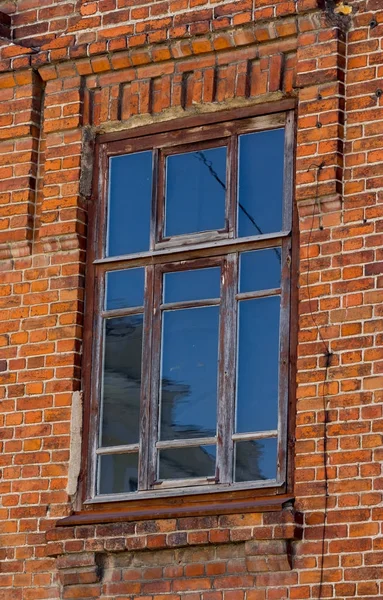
(94, 232, 289, 268)
(157, 229, 229, 249)
(154, 477, 216, 489)
(101, 306, 144, 318)
(160, 298, 220, 311)
(156, 437, 217, 449)
(96, 444, 139, 455)
(236, 288, 281, 301)
(232, 430, 278, 441)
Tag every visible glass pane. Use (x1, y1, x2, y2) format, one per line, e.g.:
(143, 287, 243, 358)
(160, 306, 219, 440)
(101, 315, 143, 447)
(106, 267, 145, 310)
(236, 297, 280, 433)
(235, 438, 277, 482)
(165, 147, 227, 237)
(238, 129, 284, 237)
(159, 445, 216, 480)
(107, 151, 152, 257)
(239, 250, 281, 293)
(164, 267, 221, 304)
(98, 453, 138, 494)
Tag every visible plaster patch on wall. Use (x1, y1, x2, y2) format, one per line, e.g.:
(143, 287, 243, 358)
(333, 1, 353, 14)
(317, 0, 353, 27)
(66, 390, 83, 498)
(80, 126, 96, 199)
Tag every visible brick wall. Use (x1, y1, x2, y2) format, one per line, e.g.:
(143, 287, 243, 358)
(0, 0, 383, 599)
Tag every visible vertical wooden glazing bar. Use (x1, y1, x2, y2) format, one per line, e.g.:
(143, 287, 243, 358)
(150, 149, 159, 251)
(99, 145, 110, 260)
(281, 109, 295, 487)
(156, 150, 166, 245)
(216, 253, 237, 484)
(228, 134, 238, 239)
(276, 238, 291, 485)
(147, 265, 163, 487)
(282, 110, 295, 233)
(88, 142, 108, 498)
(89, 269, 106, 499)
(138, 265, 154, 490)
(81, 142, 103, 505)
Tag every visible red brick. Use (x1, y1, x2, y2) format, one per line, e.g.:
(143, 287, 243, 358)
(0, 3, 382, 600)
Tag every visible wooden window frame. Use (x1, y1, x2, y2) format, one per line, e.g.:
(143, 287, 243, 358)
(157, 138, 233, 247)
(78, 100, 297, 519)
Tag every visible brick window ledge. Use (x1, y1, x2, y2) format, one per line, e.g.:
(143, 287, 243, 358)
(48, 495, 302, 596)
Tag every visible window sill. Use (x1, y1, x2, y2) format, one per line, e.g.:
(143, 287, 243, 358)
(57, 490, 294, 527)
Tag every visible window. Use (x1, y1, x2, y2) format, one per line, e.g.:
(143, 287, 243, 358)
(86, 110, 294, 501)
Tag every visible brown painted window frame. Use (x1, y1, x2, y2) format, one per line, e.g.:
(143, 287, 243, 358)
(79, 101, 297, 518)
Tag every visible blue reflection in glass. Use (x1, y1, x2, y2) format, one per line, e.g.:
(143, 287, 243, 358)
(164, 267, 221, 304)
(236, 296, 280, 433)
(107, 152, 152, 257)
(99, 453, 138, 494)
(239, 250, 281, 293)
(101, 315, 143, 447)
(106, 267, 145, 310)
(160, 306, 219, 440)
(235, 438, 277, 482)
(159, 445, 216, 480)
(165, 147, 227, 237)
(238, 129, 285, 237)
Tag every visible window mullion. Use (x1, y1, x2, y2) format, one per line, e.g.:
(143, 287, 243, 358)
(137, 265, 155, 490)
(216, 252, 237, 484)
(227, 134, 238, 239)
(90, 269, 106, 499)
(276, 237, 291, 485)
(98, 144, 108, 261)
(156, 149, 165, 246)
(150, 148, 159, 251)
(147, 266, 162, 488)
(282, 110, 295, 232)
